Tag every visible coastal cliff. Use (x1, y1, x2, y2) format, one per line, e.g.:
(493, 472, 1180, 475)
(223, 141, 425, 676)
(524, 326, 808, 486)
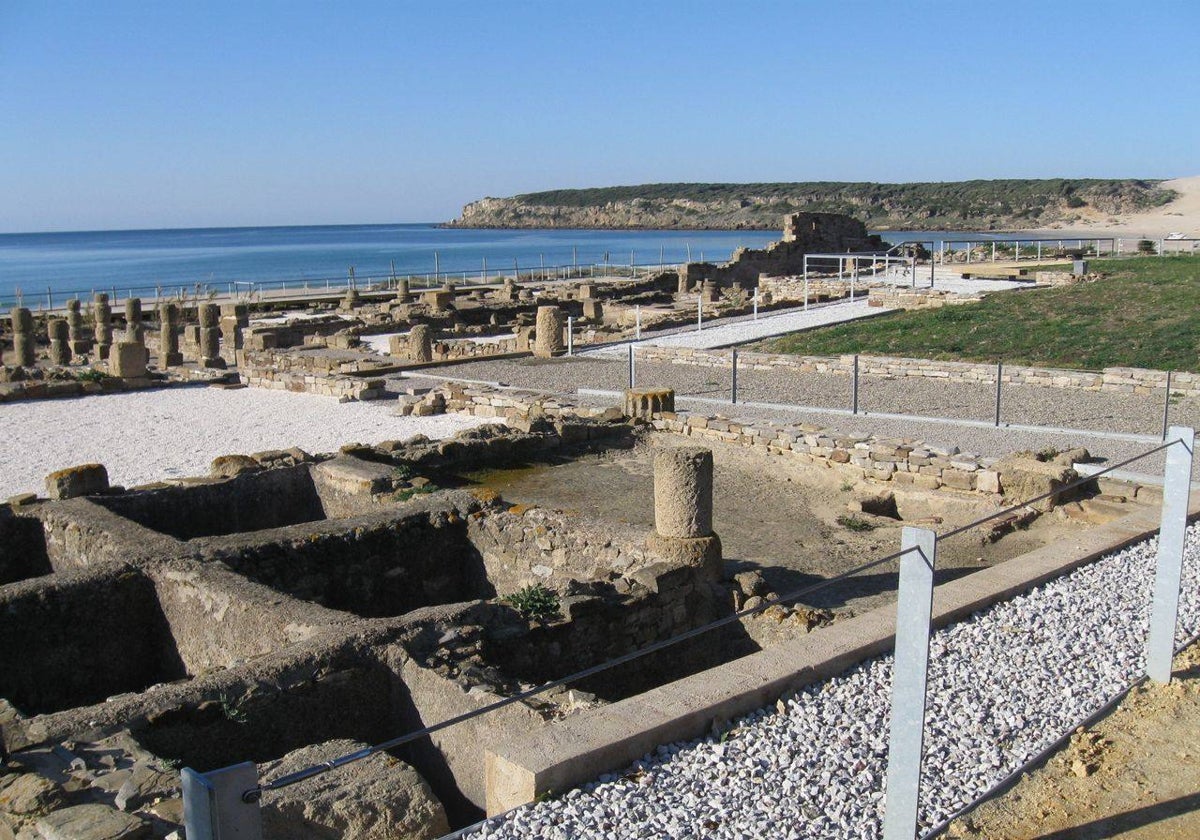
(448, 179, 1175, 231)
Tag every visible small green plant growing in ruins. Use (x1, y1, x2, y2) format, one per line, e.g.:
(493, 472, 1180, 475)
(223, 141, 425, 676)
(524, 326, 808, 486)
(219, 693, 249, 724)
(1137, 239, 1157, 255)
(836, 514, 877, 533)
(75, 368, 109, 383)
(840, 481, 854, 493)
(502, 584, 560, 622)
(393, 483, 438, 502)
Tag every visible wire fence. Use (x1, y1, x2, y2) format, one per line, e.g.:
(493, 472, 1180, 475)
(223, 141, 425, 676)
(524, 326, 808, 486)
(181, 428, 1197, 840)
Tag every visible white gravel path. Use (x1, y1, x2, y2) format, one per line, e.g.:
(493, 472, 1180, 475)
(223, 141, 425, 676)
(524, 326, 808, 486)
(468, 525, 1200, 840)
(585, 300, 892, 355)
(0, 387, 498, 498)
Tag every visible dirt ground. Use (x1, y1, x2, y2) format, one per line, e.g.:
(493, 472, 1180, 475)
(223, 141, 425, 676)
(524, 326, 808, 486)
(945, 639, 1200, 840)
(1027, 175, 1200, 240)
(463, 435, 1125, 617)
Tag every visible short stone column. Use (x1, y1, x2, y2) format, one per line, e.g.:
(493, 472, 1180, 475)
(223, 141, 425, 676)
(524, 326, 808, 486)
(67, 298, 91, 355)
(395, 277, 411, 302)
(624, 387, 674, 421)
(93, 294, 113, 360)
(676, 274, 691, 295)
(48, 319, 71, 365)
(702, 279, 721, 302)
(9, 307, 35, 366)
(533, 306, 566, 358)
(158, 303, 183, 367)
(408, 324, 433, 363)
(646, 446, 721, 574)
(124, 298, 144, 343)
(198, 303, 225, 368)
(110, 341, 149, 379)
(340, 288, 361, 311)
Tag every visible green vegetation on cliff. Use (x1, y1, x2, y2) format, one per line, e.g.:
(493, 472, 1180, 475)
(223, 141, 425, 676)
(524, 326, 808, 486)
(452, 179, 1175, 231)
(758, 257, 1200, 372)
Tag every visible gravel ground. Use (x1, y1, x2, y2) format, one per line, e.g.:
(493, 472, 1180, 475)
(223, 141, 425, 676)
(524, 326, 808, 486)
(0, 386, 496, 498)
(466, 525, 1200, 840)
(399, 352, 1199, 479)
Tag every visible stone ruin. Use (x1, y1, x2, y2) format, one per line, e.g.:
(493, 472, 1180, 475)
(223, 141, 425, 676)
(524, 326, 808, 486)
(0, 418, 748, 838)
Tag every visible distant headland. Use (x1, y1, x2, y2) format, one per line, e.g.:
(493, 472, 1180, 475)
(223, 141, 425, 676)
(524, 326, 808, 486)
(446, 178, 1178, 233)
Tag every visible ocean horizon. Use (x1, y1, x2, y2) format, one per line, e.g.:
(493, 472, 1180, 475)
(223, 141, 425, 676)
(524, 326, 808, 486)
(0, 222, 1009, 307)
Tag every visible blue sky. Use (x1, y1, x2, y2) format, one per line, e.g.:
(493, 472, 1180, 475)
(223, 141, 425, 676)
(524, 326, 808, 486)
(1, 0, 1196, 232)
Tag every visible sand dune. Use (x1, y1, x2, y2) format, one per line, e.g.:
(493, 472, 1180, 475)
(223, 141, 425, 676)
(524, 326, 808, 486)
(1024, 175, 1200, 240)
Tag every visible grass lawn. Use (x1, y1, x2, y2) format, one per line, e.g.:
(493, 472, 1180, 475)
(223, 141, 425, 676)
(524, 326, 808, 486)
(757, 257, 1200, 373)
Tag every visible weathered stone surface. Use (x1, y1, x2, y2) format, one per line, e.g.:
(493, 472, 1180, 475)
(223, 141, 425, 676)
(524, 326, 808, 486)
(0, 775, 66, 818)
(533, 306, 565, 358)
(44, 464, 109, 500)
(409, 324, 433, 363)
(259, 739, 448, 840)
(108, 343, 148, 379)
(113, 765, 176, 812)
(995, 456, 1078, 511)
(653, 446, 714, 539)
(209, 455, 263, 478)
(733, 570, 768, 598)
(624, 388, 674, 421)
(35, 804, 148, 840)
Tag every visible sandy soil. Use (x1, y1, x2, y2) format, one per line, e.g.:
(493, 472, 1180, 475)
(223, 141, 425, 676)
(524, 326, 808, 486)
(1023, 175, 1200, 240)
(946, 639, 1200, 839)
(462, 436, 1121, 617)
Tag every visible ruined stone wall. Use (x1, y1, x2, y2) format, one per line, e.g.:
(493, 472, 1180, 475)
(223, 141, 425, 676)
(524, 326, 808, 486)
(239, 349, 389, 400)
(629, 346, 1200, 397)
(680, 213, 884, 287)
(0, 566, 185, 715)
(95, 465, 326, 540)
(757, 275, 883, 302)
(191, 499, 491, 617)
(867, 287, 984, 310)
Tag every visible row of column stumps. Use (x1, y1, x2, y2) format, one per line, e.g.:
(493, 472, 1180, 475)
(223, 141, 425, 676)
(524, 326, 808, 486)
(6, 295, 241, 373)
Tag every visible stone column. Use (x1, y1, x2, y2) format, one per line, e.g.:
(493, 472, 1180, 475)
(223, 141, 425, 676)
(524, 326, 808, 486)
(48, 319, 71, 365)
(702, 279, 720, 302)
(124, 298, 144, 344)
(158, 303, 182, 367)
(533, 305, 566, 358)
(646, 446, 721, 574)
(219, 303, 247, 365)
(408, 324, 433, 363)
(10, 307, 36, 366)
(93, 294, 113, 360)
(582, 298, 603, 321)
(198, 303, 225, 368)
(66, 298, 90, 355)
(677, 274, 690, 295)
(395, 278, 411, 302)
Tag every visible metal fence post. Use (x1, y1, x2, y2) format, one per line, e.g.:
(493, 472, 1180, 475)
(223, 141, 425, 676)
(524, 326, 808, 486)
(731, 350, 738, 404)
(627, 344, 635, 388)
(994, 361, 1003, 427)
(635, 305, 641, 340)
(567, 316, 573, 356)
(182, 762, 262, 840)
(1161, 370, 1173, 440)
(697, 295, 703, 331)
(1146, 426, 1195, 683)
(882, 526, 937, 840)
(852, 354, 860, 415)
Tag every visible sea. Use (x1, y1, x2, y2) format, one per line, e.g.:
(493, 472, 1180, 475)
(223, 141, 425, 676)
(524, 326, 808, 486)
(0, 223, 1010, 308)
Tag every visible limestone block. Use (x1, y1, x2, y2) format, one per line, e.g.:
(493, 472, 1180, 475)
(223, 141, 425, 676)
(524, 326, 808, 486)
(994, 457, 1077, 511)
(623, 387, 674, 421)
(653, 446, 714, 539)
(210, 454, 262, 478)
(259, 739, 448, 840)
(109, 341, 149, 379)
(197, 303, 219, 329)
(35, 804, 149, 840)
(582, 298, 603, 321)
(45, 463, 109, 499)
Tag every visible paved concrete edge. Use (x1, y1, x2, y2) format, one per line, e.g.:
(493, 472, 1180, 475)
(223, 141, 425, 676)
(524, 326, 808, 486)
(483, 492, 1200, 815)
